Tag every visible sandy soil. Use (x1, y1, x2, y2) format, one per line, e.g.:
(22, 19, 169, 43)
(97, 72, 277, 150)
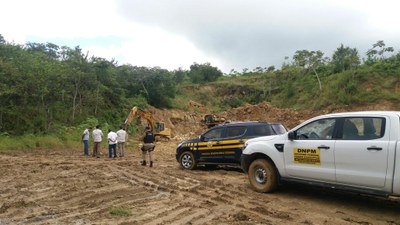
(1, 142, 399, 225)
(1, 102, 400, 225)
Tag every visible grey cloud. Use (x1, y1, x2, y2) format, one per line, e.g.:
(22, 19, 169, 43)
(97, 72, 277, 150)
(116, 0, 398, 72)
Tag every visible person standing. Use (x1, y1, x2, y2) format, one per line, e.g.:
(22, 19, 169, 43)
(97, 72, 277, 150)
(92, 125, 103, 158)
(141, 126, 155, 167)
(108, 129, 118, 158)
(82, 127, 92, 156)
(116, 126, 128, 157)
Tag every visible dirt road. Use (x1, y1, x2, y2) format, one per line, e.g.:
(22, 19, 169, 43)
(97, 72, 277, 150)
(1, 140, 399, 225)
(2, 103, 400, 224)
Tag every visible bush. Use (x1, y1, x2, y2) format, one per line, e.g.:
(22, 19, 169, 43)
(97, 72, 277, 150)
(109, 207, 131, 217)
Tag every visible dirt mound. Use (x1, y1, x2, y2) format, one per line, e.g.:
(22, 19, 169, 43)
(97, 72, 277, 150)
(220, 102, 317, 129)
(149, 102, 319, 140)
(151, 101, 400, 139)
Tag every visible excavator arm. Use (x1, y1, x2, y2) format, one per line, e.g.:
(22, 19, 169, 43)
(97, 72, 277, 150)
(124, 107, 139, 127)
(137, 110, 155, 131)
(123, 106, 171, 140)
(124, 107, 154, 130)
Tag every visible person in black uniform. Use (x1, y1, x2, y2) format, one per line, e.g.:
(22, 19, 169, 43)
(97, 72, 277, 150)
(141, 126, 155, 167)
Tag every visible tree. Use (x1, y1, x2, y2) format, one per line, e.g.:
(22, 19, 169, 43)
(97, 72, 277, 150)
(116, 65, 176, 108)
(188, 63, 223, 83)
(266, 66, 275, 73)
(366, 40, 394, 62)
(145, 68, 176, 108)
(26, 42, 61, 59)
(293, 50, 327, 90)
(331, 44, 360, 73)
(0, 34, 5, 45)
(253, 67, 264, 73)
(172, 67, 188, 84)
(61, 46, 96, 121)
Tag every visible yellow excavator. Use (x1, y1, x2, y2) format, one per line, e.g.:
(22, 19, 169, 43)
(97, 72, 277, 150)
(124, 106, 171, 140)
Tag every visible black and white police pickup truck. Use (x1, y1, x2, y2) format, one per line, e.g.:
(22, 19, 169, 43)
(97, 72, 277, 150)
(240, 111, 400, 198)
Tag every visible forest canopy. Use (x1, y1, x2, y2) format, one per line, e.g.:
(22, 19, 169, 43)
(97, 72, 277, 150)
(0, 34, 399, 135)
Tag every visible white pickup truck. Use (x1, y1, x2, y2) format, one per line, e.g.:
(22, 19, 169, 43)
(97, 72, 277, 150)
(240, 111, 400, 198)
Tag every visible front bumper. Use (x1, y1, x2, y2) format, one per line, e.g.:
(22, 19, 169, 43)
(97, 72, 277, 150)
(240, 154, 252, 174)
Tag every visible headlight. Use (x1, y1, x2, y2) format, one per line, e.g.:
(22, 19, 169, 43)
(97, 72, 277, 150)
(177, 142, 183, 148)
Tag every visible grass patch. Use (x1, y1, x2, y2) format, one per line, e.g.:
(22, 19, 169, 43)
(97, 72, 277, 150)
(109, 207, 131, 217)
(0, 133, 81, 152)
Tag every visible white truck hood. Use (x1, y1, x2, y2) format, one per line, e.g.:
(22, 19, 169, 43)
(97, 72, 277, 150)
(246, 133, 286, 145)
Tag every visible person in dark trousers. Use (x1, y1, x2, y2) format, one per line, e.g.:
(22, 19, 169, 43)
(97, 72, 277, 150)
(82, 127, 92, 156)
(107, 129, 118, 158)
(141, 126, 155, 167)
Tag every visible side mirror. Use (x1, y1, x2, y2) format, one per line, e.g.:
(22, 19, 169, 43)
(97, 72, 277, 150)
(288, 131, 296, 140)
(199, 135, 205, 141)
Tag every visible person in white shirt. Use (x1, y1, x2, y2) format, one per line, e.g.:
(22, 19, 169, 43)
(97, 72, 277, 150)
(107, 129, 118, 158)
(92, 125, 103, 158)
(116, 126, 128, 157)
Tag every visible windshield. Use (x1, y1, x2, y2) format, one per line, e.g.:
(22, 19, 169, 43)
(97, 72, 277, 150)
(271, 124, 287, 134)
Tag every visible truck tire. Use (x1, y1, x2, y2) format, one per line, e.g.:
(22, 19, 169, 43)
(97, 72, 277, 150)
(179, 151, 197, 170)
(248, 159, 278, 193)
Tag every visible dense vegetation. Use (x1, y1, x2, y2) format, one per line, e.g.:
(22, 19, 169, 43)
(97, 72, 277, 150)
(0, 33, 399, 148)
(0, 34, 223, 136)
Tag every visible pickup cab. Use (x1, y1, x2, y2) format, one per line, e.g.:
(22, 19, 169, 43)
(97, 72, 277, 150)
(240, 111, 400, 198)
(176, 121, 287, 170)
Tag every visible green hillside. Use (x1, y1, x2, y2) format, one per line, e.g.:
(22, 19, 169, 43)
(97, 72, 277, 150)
(175, 64, 400, 112)
(1, 34, 399, 150)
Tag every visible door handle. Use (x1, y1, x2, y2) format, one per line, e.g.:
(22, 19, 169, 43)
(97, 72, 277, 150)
(318, 146, 330, 150)
(367, 146, 382, 151)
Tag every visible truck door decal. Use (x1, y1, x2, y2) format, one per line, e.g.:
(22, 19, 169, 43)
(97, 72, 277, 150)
(293, 148, 321, 165)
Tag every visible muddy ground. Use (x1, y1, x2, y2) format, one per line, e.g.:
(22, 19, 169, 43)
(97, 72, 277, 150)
(1, 102, 400, 225)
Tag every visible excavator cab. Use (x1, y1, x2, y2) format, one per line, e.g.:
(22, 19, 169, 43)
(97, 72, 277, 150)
(203, 114, 226, 128)
(154, 122, 165, 133)
(153, 122, 171, 140)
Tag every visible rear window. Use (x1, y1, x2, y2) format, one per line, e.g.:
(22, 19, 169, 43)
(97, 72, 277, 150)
(341, 117, 385, 140)
(253, 125, 275, 136)
(226, 126, 247, 138)
(271, 124, 287, 134)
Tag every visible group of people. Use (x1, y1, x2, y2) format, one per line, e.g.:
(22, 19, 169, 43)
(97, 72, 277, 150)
(82, 125, 127, 158)
(81, 125, 155, 167)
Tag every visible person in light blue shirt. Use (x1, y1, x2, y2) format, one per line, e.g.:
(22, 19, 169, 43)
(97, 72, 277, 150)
(81, 127, 92, 156)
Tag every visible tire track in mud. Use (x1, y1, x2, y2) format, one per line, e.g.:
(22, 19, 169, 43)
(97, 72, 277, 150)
(0, 154, 345, 225)
(105, 164, 212, 224)
(0, 153, 298, 224)
(28, 161, 172, 224)
(0, 155, 149, 224)
(2, 151, 400, 225)
(106, 162, 300, 225)
(104, 163, 232, 224)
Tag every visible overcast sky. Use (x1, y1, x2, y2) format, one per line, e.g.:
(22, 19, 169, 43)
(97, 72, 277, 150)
(1, 0, 399, 73)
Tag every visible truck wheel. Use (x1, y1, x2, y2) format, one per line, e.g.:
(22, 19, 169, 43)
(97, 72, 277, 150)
(179, 151, 197, 170)
(248, 159, 278, 193)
